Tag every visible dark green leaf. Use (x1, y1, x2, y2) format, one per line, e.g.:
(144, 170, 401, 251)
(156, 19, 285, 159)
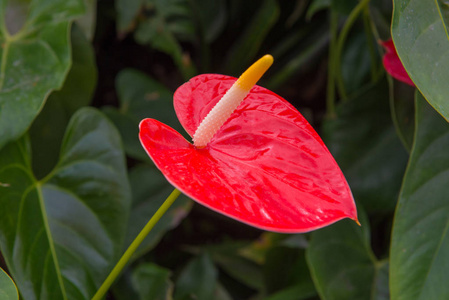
(264, 283, 317, 300)
(264, 247, 316, 299)
(389, 79, 415, 152)
(331, 0, 358, 15)
(322, 80, 408, 212)
(174, 253, 218, 300)
(104, 69, 184, 162)
(390, 92, 449, 300)
(124, 165, 192, 258)
(392, 0, 449, 121)
(0, 268, 18, 300)
(0, 0, 85, 149)
(131, 263, 173, 300)
(115, 0, 142, 33)
(0, 108, 130, 299)
(193, 0, 226, 43)
(225, 0, 279, 75)
(306, 0, 330, 20)
(29, 24, 97, 179)
(306, 208, 389, 299)
(341, 25, 373, 96)
(134, 0, 196, 79)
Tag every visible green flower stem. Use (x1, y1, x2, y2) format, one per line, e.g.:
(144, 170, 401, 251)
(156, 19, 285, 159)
(334, 0, 371, 101)
(362, 6, 377, 83)
(92, 188, 182, 300)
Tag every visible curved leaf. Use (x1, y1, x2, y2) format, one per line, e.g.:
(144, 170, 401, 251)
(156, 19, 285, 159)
(0, 108, 130, 299)
(390, 92, 449, 300)
(306, 208, 389, 300)
(392, 0, 449, 121)
(30, 24, 97, 179)
(0, 0, 85, 149)
(0, 268, 18, 300)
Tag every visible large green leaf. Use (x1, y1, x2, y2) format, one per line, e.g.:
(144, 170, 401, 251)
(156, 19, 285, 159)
(322, 80, 408, 212)
(306, 208, 389, 300)
(0, 0, 85, 150)
(392, 0, 449, 121)
(0, 108, 130, 300)
(29, 24, 97, 179)
(103, 69, 183, 162)
(390, 92, 449, 300)
(0, 268, 18, 300)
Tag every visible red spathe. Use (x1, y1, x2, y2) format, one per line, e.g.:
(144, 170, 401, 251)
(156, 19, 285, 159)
(139, 74, 357, 233)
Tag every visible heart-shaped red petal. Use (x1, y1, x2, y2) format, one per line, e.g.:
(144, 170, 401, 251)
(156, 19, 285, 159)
(382, 39, 415, 87)
(140, 75, 357, 232)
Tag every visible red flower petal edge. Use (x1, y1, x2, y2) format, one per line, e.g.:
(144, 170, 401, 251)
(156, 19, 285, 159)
(382, 39, 415, 87)
(139, 74, 358, 233)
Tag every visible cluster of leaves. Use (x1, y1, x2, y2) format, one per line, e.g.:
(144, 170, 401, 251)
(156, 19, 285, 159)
(0, 0, 448, 299)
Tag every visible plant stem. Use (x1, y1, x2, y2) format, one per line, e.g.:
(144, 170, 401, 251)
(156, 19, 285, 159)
(334, 0, 371, 101)
(92, 188, 182, 300)
(362, 5, 377, 83)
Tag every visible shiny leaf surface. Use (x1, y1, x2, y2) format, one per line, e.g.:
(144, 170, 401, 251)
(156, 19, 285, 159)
(392, 0, 449, 120)
(0, 108, 130, 299)
(0, 0, 84, 149)
(390, 92, 449, 300)
(140, 74, 357, 233)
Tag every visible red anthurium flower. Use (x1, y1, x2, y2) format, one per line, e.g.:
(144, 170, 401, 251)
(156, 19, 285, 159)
(139, 55, 358, 233)
(381, 39, 415, 87)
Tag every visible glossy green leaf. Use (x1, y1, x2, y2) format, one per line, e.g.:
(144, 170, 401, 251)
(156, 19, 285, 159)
(322, 80, 408, 212)
(0, 268, 18, 300)
(174, 253, 218, 300)
(29, 24, 97, 179)
(103, 69, 183, 161)
(391, 0, 449, 121)
(124, 165, 192, 258)
(0, 108, 130, 299)
(0, 0, 85, 150)
(390, 92, 449, 300)
(306, 208, 389, 300)
(131, 263, 173, 300)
